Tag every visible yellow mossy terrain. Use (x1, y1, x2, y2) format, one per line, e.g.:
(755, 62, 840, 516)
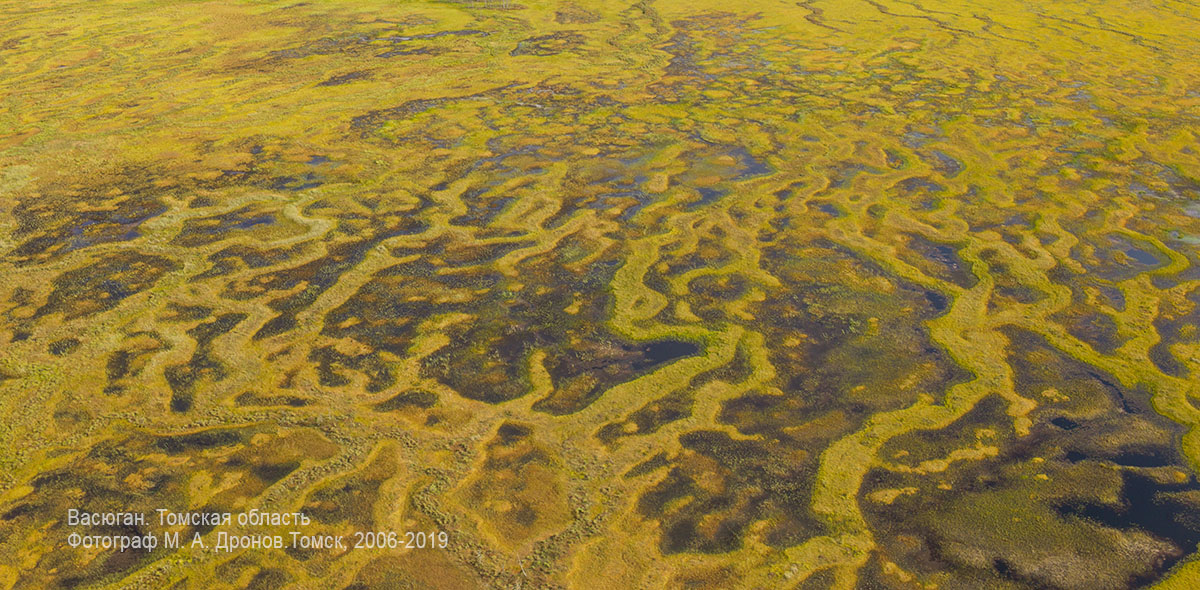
(1, 1, 1199, 589)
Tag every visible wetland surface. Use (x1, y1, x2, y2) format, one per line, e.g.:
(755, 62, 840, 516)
(1, 1, 1200, 588)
